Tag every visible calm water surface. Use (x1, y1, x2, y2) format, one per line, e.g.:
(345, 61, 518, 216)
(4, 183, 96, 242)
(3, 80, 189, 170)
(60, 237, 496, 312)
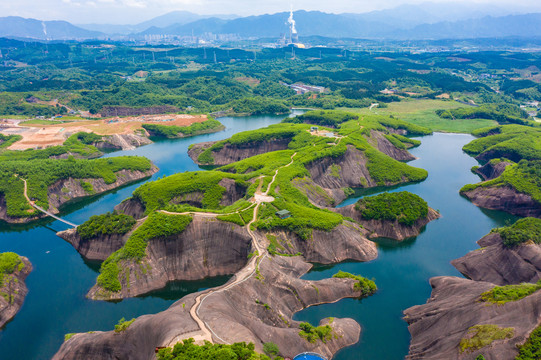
(0, 117, 517, 359)
(294, 133, 517, 360)
(0, 112, 297, 359)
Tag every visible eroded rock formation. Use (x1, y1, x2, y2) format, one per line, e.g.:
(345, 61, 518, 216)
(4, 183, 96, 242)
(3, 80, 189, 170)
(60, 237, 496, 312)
(188, 139, 292, 166)
(405, 231, 541, 359)
(405, 276, 541, 360)
(0, 257, 32, 328)
(452, 232, 541, 286)
(0, 167, 158, 224)
(336, 205, 440, 241)
(55, 255, 365, 360)
(461, 185, 541, 218)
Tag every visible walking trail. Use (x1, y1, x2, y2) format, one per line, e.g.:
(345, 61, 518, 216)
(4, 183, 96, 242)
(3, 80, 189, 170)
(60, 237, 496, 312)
(166, 152, 297, 346)
(19, 177, 78, 228)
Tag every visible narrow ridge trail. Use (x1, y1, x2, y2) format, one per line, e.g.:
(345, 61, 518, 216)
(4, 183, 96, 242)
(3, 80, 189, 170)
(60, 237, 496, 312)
(167, 152, 296, 346)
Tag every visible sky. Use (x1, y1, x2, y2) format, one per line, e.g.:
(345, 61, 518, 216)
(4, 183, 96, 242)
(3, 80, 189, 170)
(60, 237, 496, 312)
(1, 0, 540, 24)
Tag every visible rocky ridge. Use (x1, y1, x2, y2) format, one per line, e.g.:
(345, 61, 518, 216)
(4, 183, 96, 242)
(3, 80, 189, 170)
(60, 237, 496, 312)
(461, 185, 541, 218)
(54, 254, 365, 360)
(405, 232, 541, 359)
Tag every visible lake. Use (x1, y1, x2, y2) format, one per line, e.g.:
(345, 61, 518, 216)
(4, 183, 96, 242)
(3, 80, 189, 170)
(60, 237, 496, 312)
(0, 115, 516, 359)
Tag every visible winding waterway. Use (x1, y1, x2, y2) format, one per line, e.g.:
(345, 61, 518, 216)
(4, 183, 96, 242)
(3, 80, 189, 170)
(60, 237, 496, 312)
(294, 132, 517, 359)
(0, 112, 297, 359)
(0, 114, 517, 359)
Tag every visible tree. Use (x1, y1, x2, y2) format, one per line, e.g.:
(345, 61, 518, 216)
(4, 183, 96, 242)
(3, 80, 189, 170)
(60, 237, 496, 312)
(263, 342, 280, 357)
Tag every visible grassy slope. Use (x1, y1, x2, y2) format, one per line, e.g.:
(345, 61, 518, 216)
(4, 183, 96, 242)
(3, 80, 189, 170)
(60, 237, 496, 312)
(94, 111, 431, 293)
(342, 99, 497, 133)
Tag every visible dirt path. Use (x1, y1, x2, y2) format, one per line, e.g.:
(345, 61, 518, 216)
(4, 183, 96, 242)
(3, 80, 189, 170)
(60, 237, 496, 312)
(167, 152, 296, 346)
(19, 177, 78, 228)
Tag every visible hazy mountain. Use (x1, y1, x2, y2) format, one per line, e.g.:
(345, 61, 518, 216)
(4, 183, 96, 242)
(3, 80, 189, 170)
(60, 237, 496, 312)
(78, 11, 238, 35)
(142, 10, 541, 40)
(142, 10, 397, 38)
(397, 13, 541, 39)
(343, 2, 516, 29)
(3, 8, 541, 41)
(0, 16, 103, 40)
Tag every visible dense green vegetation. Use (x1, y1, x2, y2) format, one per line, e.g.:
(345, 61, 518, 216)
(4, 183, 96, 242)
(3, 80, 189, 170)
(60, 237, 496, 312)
(196, 124, 305, 165)
(284, 110, 358, 127)
(355, 191, 429, 226)
(91, 111, 431, 292)
(132, 171, 245, 213)
(298, 322, 334, 344)
(461, 160, 541, 205)
(157, 338, 269, 360)
(516, 324, 541, 360)
(463, 125, 541, 162)
(0, 252, 23, 286)
(495, 217, 541, 248)
(0, 134, 23, 150)
(436, 104, 531, 126)
(333, 271, 377, 295)
(0, 155, 152, 218)
(142, 118, 223, 138)
(459, 325, 514, 353)
(97, 212, 192, 292)
(480, 280, 541, 305)
(77, 212, 136, 240)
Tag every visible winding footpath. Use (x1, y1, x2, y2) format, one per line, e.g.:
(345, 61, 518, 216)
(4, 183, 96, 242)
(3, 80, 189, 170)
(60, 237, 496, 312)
(166, 152, 297, 347)
(19, 177, 78, 228)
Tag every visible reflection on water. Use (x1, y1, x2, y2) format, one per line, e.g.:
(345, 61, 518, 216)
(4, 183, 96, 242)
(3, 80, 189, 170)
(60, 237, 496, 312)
(0, 111, 300, 359)
(294, 133, 520, 360)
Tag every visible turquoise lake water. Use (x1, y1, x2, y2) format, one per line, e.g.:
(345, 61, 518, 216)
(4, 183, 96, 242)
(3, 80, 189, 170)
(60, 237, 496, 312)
(0, 114, 517, 359)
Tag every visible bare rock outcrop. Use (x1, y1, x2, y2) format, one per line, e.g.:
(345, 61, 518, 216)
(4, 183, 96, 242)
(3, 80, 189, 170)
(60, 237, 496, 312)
(96, 134, 152, 151)
(0, 257, 32, 328)
(300, 145, 377, 206)
(369, 130, 416, 162)
(404, 276, 541, 360)
(461, 185, 541, 218)
(55, 256, 365, 360)
(452, 232, 541, 286)
(474, 160, 512, 181)
(188, 139, 291, 166)
(336, 206, 441, 240)
(84, 218, 377, 300)
(114, 197, 146, 219)
(266, 221, 378, 264)
(87, 216, 254, 300)
(57, 228, 130, 261)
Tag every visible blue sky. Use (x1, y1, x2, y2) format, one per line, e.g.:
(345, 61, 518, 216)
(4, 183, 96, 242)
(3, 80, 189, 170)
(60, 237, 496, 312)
(1, 0, 540, 24)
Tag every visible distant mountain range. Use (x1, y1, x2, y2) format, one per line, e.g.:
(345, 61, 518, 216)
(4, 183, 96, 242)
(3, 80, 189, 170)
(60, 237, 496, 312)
(0, 17, 102, 40)
(77, 11, 238, 35)
(1, 3, 541, 41)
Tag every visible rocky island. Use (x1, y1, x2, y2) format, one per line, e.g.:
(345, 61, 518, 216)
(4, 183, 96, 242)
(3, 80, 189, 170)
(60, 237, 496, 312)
(405, 218, 541, 359)
(336, 191, 440, 240)
(0, 252, 31, 328)
(460, 125, 541, 218)
(54, 112, 440, 359)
